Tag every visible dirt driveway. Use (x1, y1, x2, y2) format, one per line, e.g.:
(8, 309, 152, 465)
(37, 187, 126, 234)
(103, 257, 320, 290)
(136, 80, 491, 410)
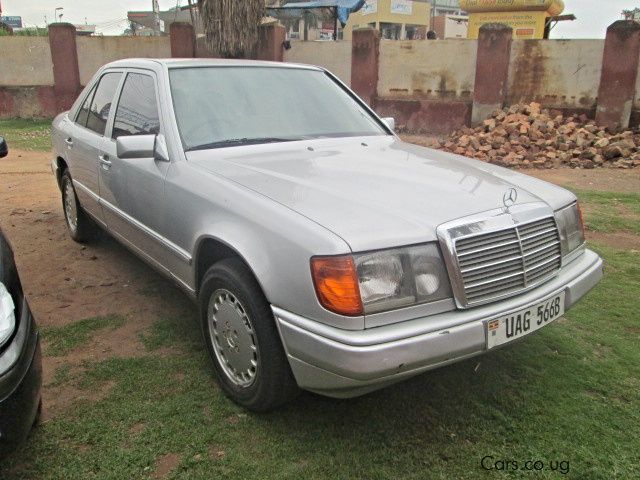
(1, 148, 639, 421)
(1, 149, 194, 420)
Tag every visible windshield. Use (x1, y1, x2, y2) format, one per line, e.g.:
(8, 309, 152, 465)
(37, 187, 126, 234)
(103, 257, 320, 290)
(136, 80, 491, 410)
(169, 66, 388, 151)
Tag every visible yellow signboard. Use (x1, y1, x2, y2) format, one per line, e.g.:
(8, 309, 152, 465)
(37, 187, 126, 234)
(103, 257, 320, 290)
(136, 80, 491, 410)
(460, 0, 564, 15)
(467, 10, 548, 39)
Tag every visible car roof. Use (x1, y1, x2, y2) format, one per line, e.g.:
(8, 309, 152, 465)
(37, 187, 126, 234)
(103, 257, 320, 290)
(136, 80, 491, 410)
(104, 58, 322, 71)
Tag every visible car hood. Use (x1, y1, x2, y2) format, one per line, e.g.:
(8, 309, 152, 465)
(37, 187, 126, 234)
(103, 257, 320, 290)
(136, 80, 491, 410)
(188, 136, 575, 252)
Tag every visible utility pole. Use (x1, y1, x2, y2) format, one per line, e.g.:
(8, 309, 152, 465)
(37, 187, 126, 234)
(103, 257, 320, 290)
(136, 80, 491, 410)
(152, 0, 161, 35)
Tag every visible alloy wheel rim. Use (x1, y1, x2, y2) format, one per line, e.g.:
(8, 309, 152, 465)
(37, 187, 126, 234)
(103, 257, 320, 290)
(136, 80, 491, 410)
(64, 180, 78, 232)
(208, 289, 259, 387)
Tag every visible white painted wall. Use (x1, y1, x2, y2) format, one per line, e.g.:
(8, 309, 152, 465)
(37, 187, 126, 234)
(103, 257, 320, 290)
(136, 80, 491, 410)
(76, 36, 171, 85)
(507, 39, 604, 109)
(284, 41, 352, 86)
(378, 39, 477, 99)
(0, 37, 54, 86)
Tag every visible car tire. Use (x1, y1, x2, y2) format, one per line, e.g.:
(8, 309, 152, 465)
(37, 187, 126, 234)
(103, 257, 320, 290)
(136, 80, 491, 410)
(199, 258, 299, 411)
(61, 170, 96, 243)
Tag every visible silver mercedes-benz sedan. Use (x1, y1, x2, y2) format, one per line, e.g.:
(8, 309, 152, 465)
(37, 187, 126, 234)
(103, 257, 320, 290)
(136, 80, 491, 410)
(51, 59, 603, 411)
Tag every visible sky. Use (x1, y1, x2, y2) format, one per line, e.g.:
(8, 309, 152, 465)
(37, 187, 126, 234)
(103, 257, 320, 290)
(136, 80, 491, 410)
(1, 0, 640, 37)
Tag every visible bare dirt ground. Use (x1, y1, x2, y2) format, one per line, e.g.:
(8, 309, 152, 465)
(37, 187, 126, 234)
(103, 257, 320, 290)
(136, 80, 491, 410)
(1, 149, 194, 420)
(1, 148, 638, 421)
(524, 168, 640, 194)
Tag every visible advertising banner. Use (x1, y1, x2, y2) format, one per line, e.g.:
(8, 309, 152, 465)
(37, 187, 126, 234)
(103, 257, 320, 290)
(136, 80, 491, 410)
(467, 10, 547, 39)
(362, 0, 378, 15)
(460, 0, 564, 15)
(391, 0, 413, 16)
(1, 16, 23, 29)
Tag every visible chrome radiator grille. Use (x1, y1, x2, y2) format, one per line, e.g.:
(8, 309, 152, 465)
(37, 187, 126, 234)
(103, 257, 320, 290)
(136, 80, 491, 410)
(454, 217, 561, 305)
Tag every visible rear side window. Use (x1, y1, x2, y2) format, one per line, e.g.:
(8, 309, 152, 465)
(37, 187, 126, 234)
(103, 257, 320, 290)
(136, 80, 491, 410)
(112, 73, 160, 139)
(86, 72, 122, 136)
(75, 86, 96, 127)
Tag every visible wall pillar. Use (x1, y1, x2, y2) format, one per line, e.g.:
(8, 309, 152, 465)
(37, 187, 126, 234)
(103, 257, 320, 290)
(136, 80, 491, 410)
(351, 29, 380, 107)
(595, 20, 640, 131)
(471, 23, 512, 124)
(170, 22, 196, 58)
(48, 23, 81, 111)
(256, 24, 286, 62)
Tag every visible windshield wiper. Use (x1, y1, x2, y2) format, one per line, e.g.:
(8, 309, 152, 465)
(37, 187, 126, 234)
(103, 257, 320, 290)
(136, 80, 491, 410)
(186, 137, 298, 151)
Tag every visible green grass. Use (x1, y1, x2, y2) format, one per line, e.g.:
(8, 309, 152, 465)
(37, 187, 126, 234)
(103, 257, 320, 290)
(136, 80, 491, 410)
(43, 315, 126, 357)
(572, 189, 640, 235)
(139, 314, 200, 352)
(0, 118, 52, 151)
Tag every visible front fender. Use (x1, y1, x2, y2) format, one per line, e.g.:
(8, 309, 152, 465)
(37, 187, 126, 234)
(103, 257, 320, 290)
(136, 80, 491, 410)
(166, 162, 364, 330)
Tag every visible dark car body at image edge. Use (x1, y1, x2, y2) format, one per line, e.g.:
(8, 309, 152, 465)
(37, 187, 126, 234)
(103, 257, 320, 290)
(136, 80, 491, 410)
(0, 137, 43, 455)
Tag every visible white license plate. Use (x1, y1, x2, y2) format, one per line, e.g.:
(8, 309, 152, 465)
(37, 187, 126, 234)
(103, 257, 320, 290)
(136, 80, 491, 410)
(486, 292, 565, 350)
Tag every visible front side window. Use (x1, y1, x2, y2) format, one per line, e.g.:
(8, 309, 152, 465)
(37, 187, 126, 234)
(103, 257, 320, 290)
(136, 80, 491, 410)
(169, 67, 387, 151)
(113, 73, 160, 139)
(75, 85, 96, 127)
(86, 72, 122, 136)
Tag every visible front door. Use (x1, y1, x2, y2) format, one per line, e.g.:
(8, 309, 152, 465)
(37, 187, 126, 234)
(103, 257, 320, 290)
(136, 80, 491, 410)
(97, 71, 170, 267)
(66, 72, 122, 223)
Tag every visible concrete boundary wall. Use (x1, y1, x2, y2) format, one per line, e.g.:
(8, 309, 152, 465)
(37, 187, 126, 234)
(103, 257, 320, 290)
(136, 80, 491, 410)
(1, 21, 640, 134)
(284, 41, 352, 86)
(77, 36, 171, 85)
(0, 37, 54, 86)
(378, 39, 477, 99)
(507, 39, 604, 111)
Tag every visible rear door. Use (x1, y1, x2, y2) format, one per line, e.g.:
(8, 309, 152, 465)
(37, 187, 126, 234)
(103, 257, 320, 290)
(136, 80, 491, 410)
(97, 70, 171, 267)
(66, 71, 123, 224)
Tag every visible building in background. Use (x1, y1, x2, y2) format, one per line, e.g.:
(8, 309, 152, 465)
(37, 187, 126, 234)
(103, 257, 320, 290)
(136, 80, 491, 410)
(344, 0, 432, 40)
(432, 14, 467, 39)
(460, 0, 566, 40)
(623, 8, 640, 22)
(431, 0, 463, 17)
(127, 5, 201, 35)
(75, 24, 96, 36)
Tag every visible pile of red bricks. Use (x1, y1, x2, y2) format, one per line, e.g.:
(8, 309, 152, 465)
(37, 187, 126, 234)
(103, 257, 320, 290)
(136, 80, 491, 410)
(430, 103, 640, 169)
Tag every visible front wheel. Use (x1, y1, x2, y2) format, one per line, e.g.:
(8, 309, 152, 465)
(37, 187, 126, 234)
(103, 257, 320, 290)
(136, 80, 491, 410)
(199, 258, 299, 411)
(61, 171, 96, 243)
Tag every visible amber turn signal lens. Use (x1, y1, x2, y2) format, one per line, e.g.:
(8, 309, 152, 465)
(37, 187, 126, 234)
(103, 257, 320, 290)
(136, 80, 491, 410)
(310, 255, 363, 317)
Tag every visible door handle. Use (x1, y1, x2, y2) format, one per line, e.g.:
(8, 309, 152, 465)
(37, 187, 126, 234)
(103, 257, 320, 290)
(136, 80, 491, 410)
(65, 137, 74, 148)
(98, 154, 112, 169)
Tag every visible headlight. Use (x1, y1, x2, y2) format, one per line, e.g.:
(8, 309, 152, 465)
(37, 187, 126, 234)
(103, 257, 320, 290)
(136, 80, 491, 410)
(311, 244, 452, 316)
(0, 282, 16, 347)
(355, 243, 452, 314)
(555, 203, 585, 258)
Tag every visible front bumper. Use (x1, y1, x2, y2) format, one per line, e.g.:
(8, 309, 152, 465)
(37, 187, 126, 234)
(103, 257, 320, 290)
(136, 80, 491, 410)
(273, 249, 603, 398)
(0, 298, 42, 455)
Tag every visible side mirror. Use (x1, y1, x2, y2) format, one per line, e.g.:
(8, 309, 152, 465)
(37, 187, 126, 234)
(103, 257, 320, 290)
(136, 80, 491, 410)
(116, 134, 168, 162)
(116, 134, 156, 159)
(0, 136, 8, 158)
(382, 117, 395, 132)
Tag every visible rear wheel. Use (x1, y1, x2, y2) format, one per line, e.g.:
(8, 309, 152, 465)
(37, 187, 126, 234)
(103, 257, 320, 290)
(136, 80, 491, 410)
(61, 171, 96, 243)
(200, 258, 299, 411)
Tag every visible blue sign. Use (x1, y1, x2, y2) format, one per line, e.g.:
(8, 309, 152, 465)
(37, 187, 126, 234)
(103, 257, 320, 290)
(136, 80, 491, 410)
(1, 16, 23, 29)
